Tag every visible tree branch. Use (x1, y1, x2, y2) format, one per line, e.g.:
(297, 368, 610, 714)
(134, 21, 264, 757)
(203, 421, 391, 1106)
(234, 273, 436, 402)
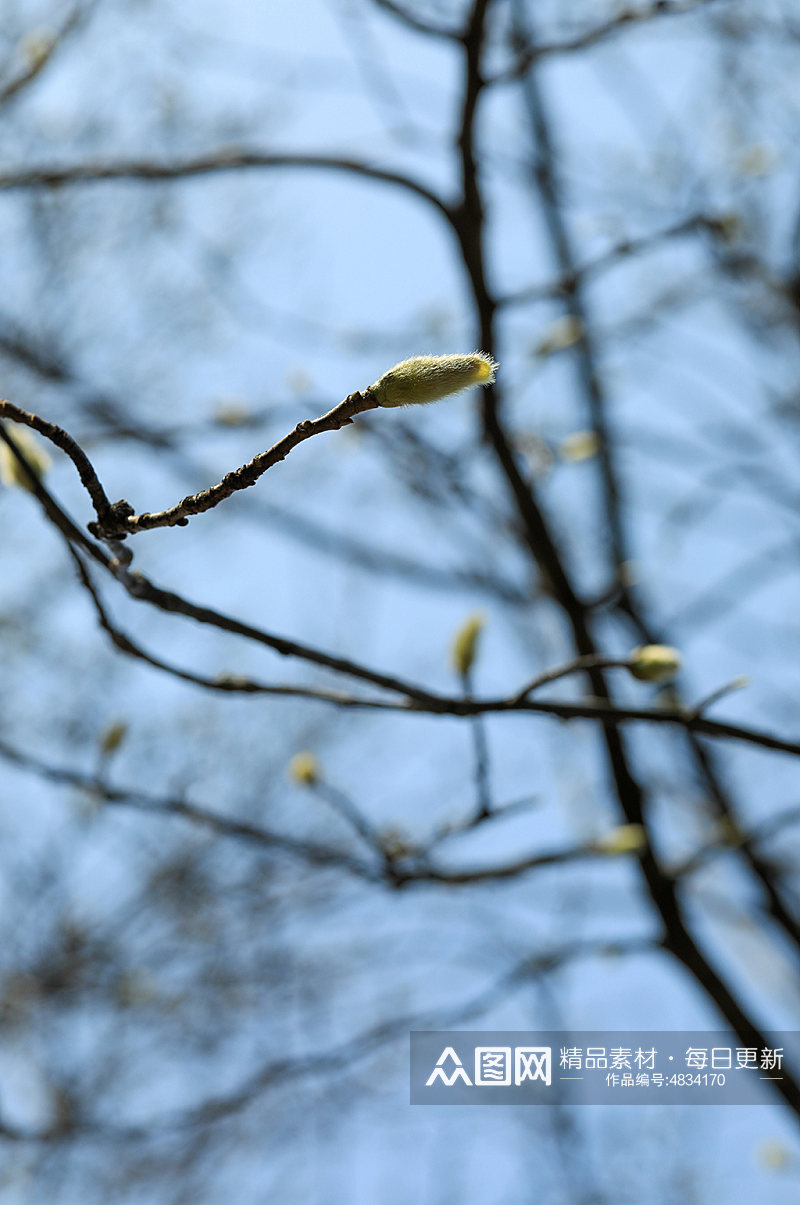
(0, 150, 453, 219)
(496, 0, 721, 83)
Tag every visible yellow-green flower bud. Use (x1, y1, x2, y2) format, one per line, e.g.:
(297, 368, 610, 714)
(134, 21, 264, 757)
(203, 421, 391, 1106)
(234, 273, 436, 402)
(0, 424, 51, 492)
(451, 611, 486, 678)
(593, 823, 647, 855)
(368, 352, 497, 408)
(288, 751, 319, 787)
(629, 644, 682, 683)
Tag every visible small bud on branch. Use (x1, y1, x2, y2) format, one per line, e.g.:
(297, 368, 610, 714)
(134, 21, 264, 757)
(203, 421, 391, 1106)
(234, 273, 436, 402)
(288, 752, 319, 786)
(629, 644, 682, 683)
(451, 612, 486, 679)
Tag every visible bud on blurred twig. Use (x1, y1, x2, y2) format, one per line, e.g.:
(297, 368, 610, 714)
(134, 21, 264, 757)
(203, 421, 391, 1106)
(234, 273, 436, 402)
(629, 645, 682, 683)
(451, 612, 486, 679)
(288, 752, 319, 787)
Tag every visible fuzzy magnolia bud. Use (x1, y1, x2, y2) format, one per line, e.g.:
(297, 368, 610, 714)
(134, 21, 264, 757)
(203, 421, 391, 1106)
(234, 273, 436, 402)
(0, 425, 51, 492)
(629, 644, 682, 683)
(288, 751, 319, 786)
(368, 353, 497, 408)
(451, 612, 486, 678)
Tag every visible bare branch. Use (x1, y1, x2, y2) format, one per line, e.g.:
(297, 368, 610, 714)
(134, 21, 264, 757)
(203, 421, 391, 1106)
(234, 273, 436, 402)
(0, 400, 115, 527)
(0, 937, 655, 1142)
(0, 149, 453, 218)
(107, 390, 380, 535)
(369, 0, 461, 39)
(512, 655, 632, 702)
(496, 0, 722, 83)
(0, 736, 378, 881)
(0, 1, 92, 106)
(498, 214, 719, 308)
(10, 420, 800, 767)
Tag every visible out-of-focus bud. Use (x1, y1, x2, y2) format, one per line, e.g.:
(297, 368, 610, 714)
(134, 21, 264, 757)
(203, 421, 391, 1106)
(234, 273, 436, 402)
(213, 399, 251, 426)
(516, 430, 554, 477)
(451, 612, 486, 679)
(288, 752, 319, 787)
(757, 1140, 791, 1171)
(710, 212, 742, 243)
(369, 353, 497, 408)
(715, 816, 745, 847)
(213, 673, 251, 689)
(737, 144, 774, 178)
(0, 424, 51, 492)
(286, 369, 313, 395)
(379, 826, 416, 860)
(19, 28, 56, 71)
(533, 315, 583, 357)
(560, 430, 600, 462)
(593, 823, 647, 855)
(99, 721, 128, 757)
(629, 644, 682, 683)
(619, 560, 639, 588)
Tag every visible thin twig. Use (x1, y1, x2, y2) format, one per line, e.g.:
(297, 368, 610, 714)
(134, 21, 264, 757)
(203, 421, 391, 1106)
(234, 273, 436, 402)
(0, 401, 115, 527)
(114, 390, 380, 534)
(495, 0, 721, 83)
(512, 655, 631, 703)
(0, 150, 453, 219)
